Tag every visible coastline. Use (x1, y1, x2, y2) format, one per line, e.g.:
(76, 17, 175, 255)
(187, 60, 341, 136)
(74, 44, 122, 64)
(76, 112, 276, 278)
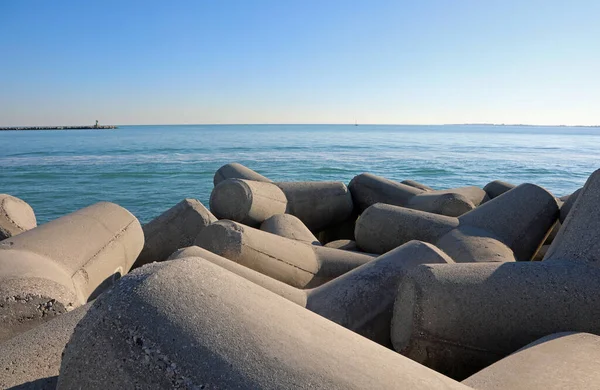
(0, 126, 118, 131)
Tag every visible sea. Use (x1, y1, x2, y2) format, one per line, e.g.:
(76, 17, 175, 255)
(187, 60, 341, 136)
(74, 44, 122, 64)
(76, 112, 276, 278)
(1, 124, 599, 225)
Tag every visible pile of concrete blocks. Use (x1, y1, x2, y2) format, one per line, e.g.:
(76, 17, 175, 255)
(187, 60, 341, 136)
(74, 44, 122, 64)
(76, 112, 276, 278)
(2, 163, 599, 390)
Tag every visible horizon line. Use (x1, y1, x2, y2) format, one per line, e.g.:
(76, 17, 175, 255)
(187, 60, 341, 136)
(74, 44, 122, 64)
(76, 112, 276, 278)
(2, 122, 600, 128)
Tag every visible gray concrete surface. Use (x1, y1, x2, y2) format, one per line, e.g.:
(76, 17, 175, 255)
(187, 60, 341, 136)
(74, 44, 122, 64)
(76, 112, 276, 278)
(402, 179, 434, 191)
(213, 162, 273, 186)
(349, 173, 476, 216)
(0, 194, 37, 240)
(463, 332, 600, 390)
(0, 304, 90, 390)
(0, 202, 143, 343)
(171, 241, 452, 347)
(194, 220, 373, 288)
(134, 198, 216, 268)
(210, 178, 287, 227)
(324, 239, 358, 251)
(559, 187, 581, 223)
(356, 183, 558, 262)
(260, 213, 321, 245)
(390, 169, 600, 380)
(57, 258, 469, 389)
(482, 180, 516, 199)
(211, 178, 354, 232)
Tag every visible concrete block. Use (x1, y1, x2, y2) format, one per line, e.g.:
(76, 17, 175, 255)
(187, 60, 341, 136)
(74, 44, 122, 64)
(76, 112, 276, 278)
(195, 220, 374, 288)
(260, 214, 321, 245)
(134, 199, 216, 268)
(324, 239, 358, 251)
(210, 178, 354, 231)
(349, 173, 476, 216)
(355, 204, 459, 254)
(0, 194, 37, 240)
(559, 187, 581, 223)
(0, 304, 90, 390)
(483, 180, 515, 199)
(401, 179, 434, 191)
(0, 202, 143, 342)
(210, 178, 287, 227)
(390, 169, 600, 379)
(171, 241, 453, 346)
(213, 162, 272, 186)
(57, 258, 469, 389)
(356, 183, 558, 262)
(463, 332, 600, 390)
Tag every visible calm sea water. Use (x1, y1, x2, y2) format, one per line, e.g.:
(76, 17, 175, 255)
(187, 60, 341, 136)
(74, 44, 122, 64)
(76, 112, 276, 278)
(1, 124, 599, 224)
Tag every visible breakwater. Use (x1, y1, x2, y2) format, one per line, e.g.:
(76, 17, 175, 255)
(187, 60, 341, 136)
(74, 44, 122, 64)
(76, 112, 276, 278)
(1, 162, 600, 389)
(0, 125, 117, 131)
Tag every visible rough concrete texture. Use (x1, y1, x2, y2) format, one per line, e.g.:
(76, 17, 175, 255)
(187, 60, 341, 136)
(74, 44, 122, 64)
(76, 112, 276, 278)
(210, 178, 287, 227)
(324, 239, 358, 251)
(168, 246, 307, 305)
(355, 203, 458, 254)
(276, 181, 354, 232)
(431, 186, 489, 207)
(194, 220, 374, 288)
(401, 179, 434, 191)
(390, 170, 600, 379)
(171, 241, 452, 347)
(348, 173, 476, 216)
(260, 213, 321, 245)
(57, 258, 469, 390)
(463, 332, 600, 390)
(213, 162, 273, 186)
(356, 183, 558, 261)
(435, 226, 516, 263)
(210, 178, 354, 231)
(135, 198, 216, 268)
(482, 180, 516, 199)
(0, 193, 37, 240)
(559, 187, 581, 223)
(0, 202, 143, 343)
(0, 304, 90, 390)
(306, 241, 454, 346)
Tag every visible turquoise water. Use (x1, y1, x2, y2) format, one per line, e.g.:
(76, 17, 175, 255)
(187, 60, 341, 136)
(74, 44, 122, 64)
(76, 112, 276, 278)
(1, 124, 599, 224)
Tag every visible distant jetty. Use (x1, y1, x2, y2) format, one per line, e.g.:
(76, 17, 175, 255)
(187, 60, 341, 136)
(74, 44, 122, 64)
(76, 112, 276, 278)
(0, 125, 118, 131)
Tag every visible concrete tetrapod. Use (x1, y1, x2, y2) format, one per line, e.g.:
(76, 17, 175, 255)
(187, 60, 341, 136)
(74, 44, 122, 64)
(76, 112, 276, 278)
(559, 187, 581, 223)
(194, 220, 374, 288)
(170, 241, 453, 346)
(482, 180, 516, 199)
(134, 198, 216, 268)
(348, 173, 488, 216)
(463, 332, 600, 390)
(356, 183, 559, 262)
(260, 213, 321, 245)
(57, 258, 469, 390)
(213, 162, 273, 186)
(401, 179, 434, 191)
(0, 194, 37, 240)
(0, 202, 143, 342)
(0, 304, 90, 389)
(210, 178, 354, 231)
(390, 169, 600, 380)
(324, 239, 358, 251)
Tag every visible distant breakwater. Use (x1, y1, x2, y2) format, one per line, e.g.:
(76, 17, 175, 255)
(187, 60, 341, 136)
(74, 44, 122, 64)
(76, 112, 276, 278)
(0, 125, 118, 131)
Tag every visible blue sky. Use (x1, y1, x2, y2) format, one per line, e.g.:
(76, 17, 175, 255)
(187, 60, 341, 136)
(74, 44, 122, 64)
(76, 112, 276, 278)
(1, 0, 599, 125)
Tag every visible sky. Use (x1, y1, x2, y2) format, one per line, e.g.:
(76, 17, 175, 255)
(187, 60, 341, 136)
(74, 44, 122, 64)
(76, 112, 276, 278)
(1, 0, 599, 126)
